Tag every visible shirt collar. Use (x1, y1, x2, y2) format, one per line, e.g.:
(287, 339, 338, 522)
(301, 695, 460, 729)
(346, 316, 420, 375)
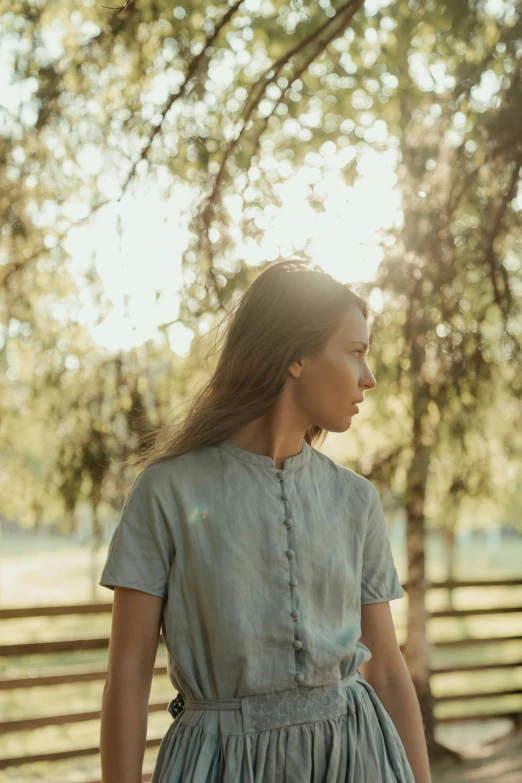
(217, 438, 311, 470)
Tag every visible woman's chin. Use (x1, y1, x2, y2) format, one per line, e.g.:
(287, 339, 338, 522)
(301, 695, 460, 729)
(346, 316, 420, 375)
(330, 417, 353, 433)
(319, 414, 354, 433)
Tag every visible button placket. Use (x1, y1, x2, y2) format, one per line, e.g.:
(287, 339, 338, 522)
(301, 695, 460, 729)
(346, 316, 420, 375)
(278, 470, 304, 684)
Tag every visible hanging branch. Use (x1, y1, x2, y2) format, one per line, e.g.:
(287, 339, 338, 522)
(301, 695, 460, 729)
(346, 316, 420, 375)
(101, 0, 135, 12)
(482, 153, 522, 318)
(0, 195, 114, 289)
(4, 0, 365, 309)
(197, 0, 365, 304)
(237, 0, 364, 220)
(446, 54, 522, 227)
(117, 0, 247, 196)
(1, 0, 247, 293)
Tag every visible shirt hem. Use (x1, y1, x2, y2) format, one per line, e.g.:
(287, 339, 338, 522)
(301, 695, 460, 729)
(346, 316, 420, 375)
(360, 591, 405, 605)
(99, 579, 166, 599)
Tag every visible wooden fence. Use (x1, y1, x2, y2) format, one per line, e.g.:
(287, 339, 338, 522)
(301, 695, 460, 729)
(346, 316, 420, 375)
(1, 578, 521, 782)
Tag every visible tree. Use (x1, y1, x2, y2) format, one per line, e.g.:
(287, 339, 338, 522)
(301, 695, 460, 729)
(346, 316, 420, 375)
(1, 0, 521, 757)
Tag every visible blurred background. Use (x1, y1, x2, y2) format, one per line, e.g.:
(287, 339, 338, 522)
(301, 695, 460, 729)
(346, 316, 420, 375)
(1, 0, 522, 780)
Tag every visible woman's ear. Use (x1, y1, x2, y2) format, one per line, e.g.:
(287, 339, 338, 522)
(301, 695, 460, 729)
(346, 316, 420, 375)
(287, 359, 303, 379)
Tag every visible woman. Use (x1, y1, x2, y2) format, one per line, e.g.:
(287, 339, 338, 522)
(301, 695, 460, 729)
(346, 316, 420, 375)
(99, 259, 432, 782)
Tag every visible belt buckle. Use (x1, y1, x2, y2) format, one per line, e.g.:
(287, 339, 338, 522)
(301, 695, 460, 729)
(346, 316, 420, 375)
(168, 692, 185, 719)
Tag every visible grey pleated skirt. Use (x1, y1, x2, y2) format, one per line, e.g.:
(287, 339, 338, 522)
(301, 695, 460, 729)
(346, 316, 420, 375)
(150, 670, 415, 782)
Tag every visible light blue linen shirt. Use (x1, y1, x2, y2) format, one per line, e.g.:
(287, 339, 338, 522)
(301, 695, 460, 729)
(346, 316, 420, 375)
(99, 438, 404, 702)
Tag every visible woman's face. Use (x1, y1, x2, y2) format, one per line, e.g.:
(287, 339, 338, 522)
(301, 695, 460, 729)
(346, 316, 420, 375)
(293, 306, 376, 433)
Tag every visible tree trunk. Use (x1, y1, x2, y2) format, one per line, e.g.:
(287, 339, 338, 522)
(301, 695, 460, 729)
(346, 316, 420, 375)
(444, 524, 457, 585)
(404, 441, 436, 741)
(90, 499, 103, 602)
(404, 441, 461, 763)
(444, 522, 456, 613)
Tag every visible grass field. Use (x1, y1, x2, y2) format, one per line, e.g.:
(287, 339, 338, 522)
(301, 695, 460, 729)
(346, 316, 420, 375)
(1, 532, 521, 781)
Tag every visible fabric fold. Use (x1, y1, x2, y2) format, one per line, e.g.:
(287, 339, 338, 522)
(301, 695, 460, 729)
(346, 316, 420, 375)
(151, 673, 415, 782)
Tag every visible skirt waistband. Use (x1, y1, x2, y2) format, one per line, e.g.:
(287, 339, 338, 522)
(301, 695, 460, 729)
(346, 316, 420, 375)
(184, 696, 241, 710)
(168, 669, 363, 733)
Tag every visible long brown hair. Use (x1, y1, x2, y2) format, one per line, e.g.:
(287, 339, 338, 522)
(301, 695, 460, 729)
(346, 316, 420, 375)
(135, 258, 369, 471)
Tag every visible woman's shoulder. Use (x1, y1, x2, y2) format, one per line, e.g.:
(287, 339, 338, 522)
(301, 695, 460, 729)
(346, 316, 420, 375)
(311, 446, 372, 502)
(130, 444, 221, 490)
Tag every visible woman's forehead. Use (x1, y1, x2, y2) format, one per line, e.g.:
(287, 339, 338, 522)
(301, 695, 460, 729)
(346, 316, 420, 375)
(334, 308, 369, 343)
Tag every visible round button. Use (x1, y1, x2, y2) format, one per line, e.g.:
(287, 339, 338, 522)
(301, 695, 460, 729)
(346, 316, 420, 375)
(293, 639, 303, 650)
(286, 549, 295, 559)
(295, 672, 305, 683)
(289, 578, 298, 588)
(281, 492, 288, 502)
(277, 471, 285, 480)
(284, 518, 293, 528)
(291, 609, 300, 619)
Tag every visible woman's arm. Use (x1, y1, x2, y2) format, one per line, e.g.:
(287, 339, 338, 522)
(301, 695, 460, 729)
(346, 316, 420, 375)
(100, 587, 164, 783)
(359, 601, 432, 783)
(370, 667, 432, 783)
(100, 675, 151, 783)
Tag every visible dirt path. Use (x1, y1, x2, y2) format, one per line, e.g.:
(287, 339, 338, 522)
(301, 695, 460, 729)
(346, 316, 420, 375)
(431, 730, 522, 783)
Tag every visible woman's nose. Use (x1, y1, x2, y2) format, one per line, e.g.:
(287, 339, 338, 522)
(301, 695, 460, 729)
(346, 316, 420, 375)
(362, 370, 376, 391)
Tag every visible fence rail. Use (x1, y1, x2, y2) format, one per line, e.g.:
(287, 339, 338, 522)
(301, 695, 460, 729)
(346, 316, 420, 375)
(0, 660, 168, 689)
(1, 578, 521, 777)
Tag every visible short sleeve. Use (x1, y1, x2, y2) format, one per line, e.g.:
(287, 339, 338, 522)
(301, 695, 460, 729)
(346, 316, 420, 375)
(99, 465, 176, 600)
(361, 482, 404, 605)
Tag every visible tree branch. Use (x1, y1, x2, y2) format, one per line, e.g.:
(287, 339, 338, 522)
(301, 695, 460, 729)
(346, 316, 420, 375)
(238, 0, 364, 210)
(197, 0, 365, 301)
(483, 153, 522, 317)
(117, 0, 247, 197)
(101, 0, 136, 12)
(1, 0, 247, 292)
